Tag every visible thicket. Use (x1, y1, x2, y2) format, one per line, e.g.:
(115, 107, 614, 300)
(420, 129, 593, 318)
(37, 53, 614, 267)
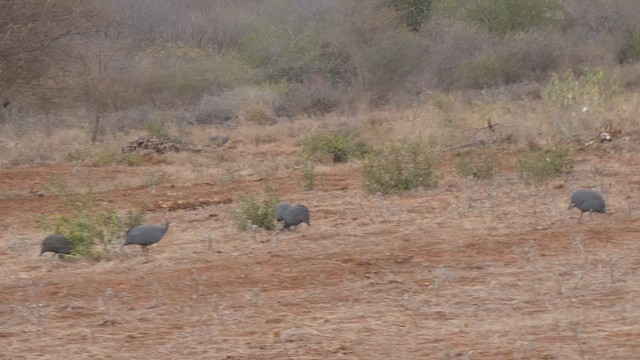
(2, 0, 640, 135)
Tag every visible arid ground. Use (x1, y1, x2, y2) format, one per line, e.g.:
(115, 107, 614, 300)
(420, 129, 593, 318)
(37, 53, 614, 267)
(1, 137, 640, 360)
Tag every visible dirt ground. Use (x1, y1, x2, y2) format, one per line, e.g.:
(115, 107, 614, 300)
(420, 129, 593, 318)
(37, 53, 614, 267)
(2, 144, 640, 359)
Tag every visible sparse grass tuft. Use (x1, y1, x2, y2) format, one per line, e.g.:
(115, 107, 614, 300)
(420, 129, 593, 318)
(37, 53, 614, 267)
(362, 142, 438, 194)
(302, 131, 371, 163)
(456, 150, 497, 180)
(515, 147, 574, 183)
(232, 185, 279, 231)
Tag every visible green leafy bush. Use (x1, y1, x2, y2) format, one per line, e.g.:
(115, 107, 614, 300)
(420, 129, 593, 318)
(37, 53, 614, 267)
(37, 181, 146, 259)
(302, 131, 371, 163)
(516, 147, 574, 183)
(144, 119, 173, 140)
(362, 142, 438, 194)
(233, 188, 279, 231)
(543, 69, 618, 107)
(464, 0, 564, 35)
(301, 156, 316, 191)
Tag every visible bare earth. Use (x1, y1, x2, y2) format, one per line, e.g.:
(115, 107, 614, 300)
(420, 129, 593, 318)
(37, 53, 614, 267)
(2, 146, 640, 359)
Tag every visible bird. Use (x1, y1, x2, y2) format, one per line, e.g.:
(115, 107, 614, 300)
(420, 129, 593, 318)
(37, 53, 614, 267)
(40, 234, 71, 256)
(121, 222, 170, 254)
(209, 135, 229, 147)
(568, 189, 610, 221)
(281, 205, 310, 231)
(276, 201, 292, 222)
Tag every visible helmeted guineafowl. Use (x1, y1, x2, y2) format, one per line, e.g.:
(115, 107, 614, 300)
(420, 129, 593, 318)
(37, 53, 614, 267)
(568, 189, 610, 221)
(276, 201, 292, 222)
(122, 222, 170, 254)
(40, 234, 71, 256)
(281, 205, 310, 231)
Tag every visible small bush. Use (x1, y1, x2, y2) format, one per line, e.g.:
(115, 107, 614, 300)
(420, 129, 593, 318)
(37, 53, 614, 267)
(362, 142, 438, 194)
(456, 151, 497, 180)
(516, 147, 574, 183)
(464, 0, 565, 35)
(301, 156, 316, 191)
(618, 32, 640, 64)
(144, 119, 172, 140)
(302, 131, 371, 163)
(37, 181, 146, 258)
(232, 188, 279, 231)
(543, 69, 619, 107)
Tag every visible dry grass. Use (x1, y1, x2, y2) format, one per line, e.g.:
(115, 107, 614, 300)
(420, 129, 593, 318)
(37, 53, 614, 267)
(1, 146, 640, 358)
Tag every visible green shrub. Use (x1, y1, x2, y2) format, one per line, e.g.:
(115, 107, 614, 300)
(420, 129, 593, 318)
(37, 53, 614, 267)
(302, 131, 371, 163)
(543, 69, 618, 108)
(456, 151, 497, 180)
(301, 156, 316, 191)
(144, 119, 172, 140)
(362, 142, 438, 194)
(618, 32, 640, 64)
(232, 188, 279, 231)
(516, 147, 574, 183)
(37, 181, 146, 258)
(464, 0, 564, 35)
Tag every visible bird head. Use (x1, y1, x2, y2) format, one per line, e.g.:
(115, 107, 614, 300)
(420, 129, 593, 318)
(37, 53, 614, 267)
(568, 202, 576, 210)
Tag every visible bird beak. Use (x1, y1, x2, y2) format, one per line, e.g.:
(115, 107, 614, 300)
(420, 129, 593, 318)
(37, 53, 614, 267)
(568, 203, 575, 210)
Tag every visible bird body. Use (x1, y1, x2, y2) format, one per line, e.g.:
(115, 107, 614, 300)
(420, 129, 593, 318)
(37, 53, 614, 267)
(281, 205, 310, 231)
(122, 222, 169, 253)
(40, 234, 71, 256)
(568, 189, 609, 220)
(209, 135, 229, 147)
(276, 201, 292, 222)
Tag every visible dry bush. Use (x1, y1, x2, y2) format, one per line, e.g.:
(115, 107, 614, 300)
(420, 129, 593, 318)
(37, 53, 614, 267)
(456, 32, 562, 89)
(131, 44, 250, 108)
(418, 20, 493, 89)
(194, 86, 281, 125)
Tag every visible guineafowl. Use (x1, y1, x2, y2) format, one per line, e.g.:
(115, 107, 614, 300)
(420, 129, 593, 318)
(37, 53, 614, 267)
(276, 201, 292, 222)
(40, 234, 71, 256)
(281, 205, 310, 231)
(122, 222, 170, 254)
(568, 189, 610, 221)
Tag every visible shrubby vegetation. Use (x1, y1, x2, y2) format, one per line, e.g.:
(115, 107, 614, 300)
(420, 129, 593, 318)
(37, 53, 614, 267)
(516, 147, 575, 184)
(302, 131, 371, 163)
(362, 142, 438, 194)
(2, 0, 640, 164)
(36, 181, 145, 259)
(232, 186, 280, 231)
